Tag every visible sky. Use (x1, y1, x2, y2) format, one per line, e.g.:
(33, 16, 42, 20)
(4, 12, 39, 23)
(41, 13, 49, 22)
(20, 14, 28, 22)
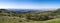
(0, 0, 60, 10)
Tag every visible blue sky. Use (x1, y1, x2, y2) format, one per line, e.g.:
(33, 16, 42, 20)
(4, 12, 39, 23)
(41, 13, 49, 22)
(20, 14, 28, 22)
(0, 0, 60, 10)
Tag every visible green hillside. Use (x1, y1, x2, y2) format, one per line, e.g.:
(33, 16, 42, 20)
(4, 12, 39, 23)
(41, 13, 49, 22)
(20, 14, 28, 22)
(0, 9, 60, 23)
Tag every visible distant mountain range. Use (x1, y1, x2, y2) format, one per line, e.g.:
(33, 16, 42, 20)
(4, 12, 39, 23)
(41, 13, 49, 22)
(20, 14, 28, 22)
(7, 9, 44, 13)
(0, 9, 55, 13)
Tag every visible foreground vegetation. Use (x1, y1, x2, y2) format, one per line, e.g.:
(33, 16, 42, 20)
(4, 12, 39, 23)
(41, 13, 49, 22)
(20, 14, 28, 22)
(20, 18, 60, 23)
(0, 8, 60, 23)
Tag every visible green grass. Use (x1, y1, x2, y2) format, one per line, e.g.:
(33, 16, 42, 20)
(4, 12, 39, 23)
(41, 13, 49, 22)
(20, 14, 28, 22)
(0, 16, 60, 23)
(0, 19, 16, 23)
(21, 18, 60, 23)
(0, 16, 19, 23)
